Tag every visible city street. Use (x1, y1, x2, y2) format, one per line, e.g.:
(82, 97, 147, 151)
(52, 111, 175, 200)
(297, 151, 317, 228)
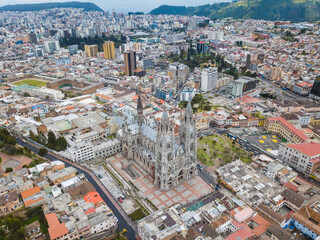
(15, 137, 136, 240)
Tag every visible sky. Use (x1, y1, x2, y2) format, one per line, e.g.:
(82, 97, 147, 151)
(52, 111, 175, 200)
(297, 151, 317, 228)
(0, 0, 230, 13)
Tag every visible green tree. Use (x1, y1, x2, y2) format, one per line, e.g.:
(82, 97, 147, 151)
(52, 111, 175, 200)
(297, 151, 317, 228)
(5, 167, 13, 173)
(38, 148, 48, 157)
(4, 145, 16, 155)
(47, 130, 56, 145)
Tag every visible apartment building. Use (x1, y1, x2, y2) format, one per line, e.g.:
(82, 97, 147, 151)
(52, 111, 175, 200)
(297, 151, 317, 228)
(264, 117, 309, 143)
(278, 143, 320, 175)
(46, 167, 77, 185)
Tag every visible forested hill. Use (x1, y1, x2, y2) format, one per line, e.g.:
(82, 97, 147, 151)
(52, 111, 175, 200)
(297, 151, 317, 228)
(150, 0, 320, 22)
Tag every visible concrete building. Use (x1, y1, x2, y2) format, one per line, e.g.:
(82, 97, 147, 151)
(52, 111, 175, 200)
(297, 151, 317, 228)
(284, 201, 320, 239)
(43, 40, 60, 54)
(84, 44, 98, 58)
(89, 212, 117, 235)
(137, 207, 188, 240)
(278, 143, 320, 176)
(226, 77, 257, 99)
(201, 67, 218, 92)
(28, 32, 37, 44)
(216, 159, 283, 207)
(155, 87, 173, 101)
(124, 50, 137, 76)
(103, 41, 115, 59)
(180, 87, 196, 101)
(67, 142, 95, 162)
(20, 86, 64, 100)
(68, 44, 78, 55)
(264, 117, 309, 143)
(293, 82, 313, 96)
(47, 167, 77, 185)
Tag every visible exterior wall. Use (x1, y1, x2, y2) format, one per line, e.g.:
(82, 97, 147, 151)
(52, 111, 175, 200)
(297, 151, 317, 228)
(264, 119, 306, 144)
(0, 199, 22, 212)
(52, 172, 77, 185)
(278, 145, 314, 175)
(286, 218, 318, 239)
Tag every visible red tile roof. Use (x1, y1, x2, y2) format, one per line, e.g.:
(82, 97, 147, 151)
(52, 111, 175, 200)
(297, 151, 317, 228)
(21, 186, 40, 199)
(268, 117, 309, 141)
(83, 191, 104, 205)
(295, 82, 313, 88)
(225, 229, 254, 240)
(84, 207, 96, 215)
(283, 182, 299, 192)
(287, 143, 320, 157)
(46, 213, 69, 240)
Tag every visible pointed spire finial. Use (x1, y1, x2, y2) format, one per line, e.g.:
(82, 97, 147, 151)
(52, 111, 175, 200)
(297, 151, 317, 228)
(186, 100, 193, 114)
(162, 106, 168, 121)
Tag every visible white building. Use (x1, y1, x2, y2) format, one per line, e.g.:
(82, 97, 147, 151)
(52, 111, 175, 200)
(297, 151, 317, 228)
(278, 143, 320, 175)
(43, 40, 60, 54)
(67, 139, 122, 162)
(20, 87, 64, 100)
(67, 142, 95, 162)
(94, 139, 122, 159)
(89, 212, 118, 235)
(180, 87, 196, 101)
(208, 31, 224, 41)
(201, 67, 218, 92)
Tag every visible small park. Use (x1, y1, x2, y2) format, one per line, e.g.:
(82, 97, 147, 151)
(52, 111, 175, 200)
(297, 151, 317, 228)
(197, 134, 251, 168)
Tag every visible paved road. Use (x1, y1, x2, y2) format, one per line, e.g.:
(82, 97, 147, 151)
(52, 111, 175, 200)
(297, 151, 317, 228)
(16, 138, 136, 240)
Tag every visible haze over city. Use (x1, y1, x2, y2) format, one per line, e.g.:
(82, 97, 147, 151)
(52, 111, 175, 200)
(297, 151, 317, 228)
(0, 0, 230, 13)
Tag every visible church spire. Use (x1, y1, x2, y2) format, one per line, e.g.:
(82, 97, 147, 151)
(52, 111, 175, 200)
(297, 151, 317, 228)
(161, 106, 168, 122)
(137, 94, 143, 126)
(186, 100, 193, 115)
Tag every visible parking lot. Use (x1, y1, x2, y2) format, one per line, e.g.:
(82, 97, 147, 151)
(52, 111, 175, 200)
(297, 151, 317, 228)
(205, 95, 235, 106)
(242, 134, 280, 153)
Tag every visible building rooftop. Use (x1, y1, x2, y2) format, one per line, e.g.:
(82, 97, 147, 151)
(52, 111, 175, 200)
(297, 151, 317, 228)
(216, 160, 283, 207)
(286, 142, 320, 157)
(268, 117, 309, 141)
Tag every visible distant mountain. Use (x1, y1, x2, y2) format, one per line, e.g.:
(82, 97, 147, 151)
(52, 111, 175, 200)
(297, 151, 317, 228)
(150, 0, 320, 22)
(0, 1, 104, 12)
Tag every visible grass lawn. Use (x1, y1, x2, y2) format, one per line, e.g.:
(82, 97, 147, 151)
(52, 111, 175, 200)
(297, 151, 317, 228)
(198, 134, 252, 166)
(128, 208, 147, 221)
(12, 79, 47, 87)
(197, 148, 214, 166)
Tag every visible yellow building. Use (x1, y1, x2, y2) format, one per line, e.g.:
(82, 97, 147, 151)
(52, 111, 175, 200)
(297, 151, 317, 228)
(103, 41, 115, 59)
(47, 167, 77, 185)
(84, 44, 98, 58)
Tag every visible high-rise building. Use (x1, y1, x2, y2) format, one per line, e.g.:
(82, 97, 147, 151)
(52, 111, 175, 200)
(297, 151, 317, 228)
(28, 32, 37, 44)
(43, 40, 60, 54)
(71, 28, 77, 38)
(95, 24, 102, 37)
(197, 41, 206, 53)
(124, 50, 136, 76)
(68, 45, 79, 55)
(103, 41, 115, 59)
(201, 67, 218, 92)
(84, 44, 98, 58)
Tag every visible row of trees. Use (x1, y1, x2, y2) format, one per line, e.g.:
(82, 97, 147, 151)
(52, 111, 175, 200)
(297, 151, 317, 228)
(59, 34, 126, 52)
(179, 94, 212, 112)
(30, 130, 67, 152)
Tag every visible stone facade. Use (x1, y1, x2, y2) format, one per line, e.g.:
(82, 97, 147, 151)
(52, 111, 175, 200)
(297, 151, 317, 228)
(120, 95, 198, 191)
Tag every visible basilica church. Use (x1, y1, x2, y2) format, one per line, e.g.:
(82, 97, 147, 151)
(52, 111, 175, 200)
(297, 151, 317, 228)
(120, 95, 198, 191)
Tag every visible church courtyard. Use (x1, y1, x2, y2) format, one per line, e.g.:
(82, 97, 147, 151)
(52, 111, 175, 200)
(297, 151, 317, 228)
(108, 154, 213, 209)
